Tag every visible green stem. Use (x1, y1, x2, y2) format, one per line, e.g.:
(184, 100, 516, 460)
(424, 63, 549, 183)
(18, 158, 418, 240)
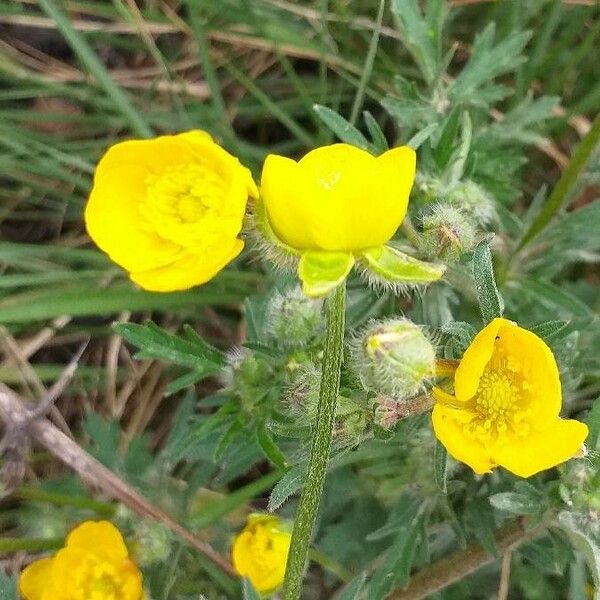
(283, 283, 346, 600)
(308, 548, 353, 583)
(15, 486, 117, 516)
(517, 114, 600, 250)
(0, 537, 62, 553)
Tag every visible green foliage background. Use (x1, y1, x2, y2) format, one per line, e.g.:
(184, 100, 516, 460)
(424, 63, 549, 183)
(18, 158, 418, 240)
(0, 0, 599, 599)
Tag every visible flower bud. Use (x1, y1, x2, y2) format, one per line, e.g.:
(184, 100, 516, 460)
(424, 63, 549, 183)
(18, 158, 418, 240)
(222, 348, 272, 411)
(282, 364, 321, 420)
(266, 286, 323, 347)
(420, 205, 477, 262)
(130, 519, 172, 566)
(446, 179, 496, 224)
(353, 318, 436, 400)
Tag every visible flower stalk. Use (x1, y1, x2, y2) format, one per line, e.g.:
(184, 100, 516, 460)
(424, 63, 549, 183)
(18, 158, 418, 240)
(283, 283, 346, 600)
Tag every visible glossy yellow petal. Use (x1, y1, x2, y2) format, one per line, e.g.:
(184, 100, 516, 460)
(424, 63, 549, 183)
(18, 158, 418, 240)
(260, 144, 416, 252)
(66, 520, 128, 561)
(432, 404, 496, 474)
(494, 419, 589, 477)
(85, 165, 183, 273)
(86, 131, 255, 292)
(130, 239, 244, 292)
(261, 154, 316, 249)
(19, 558, 54, 600)
(454, 317, 506, 401)
(232, 515, 291, 594)
(493, 319, 562, 422)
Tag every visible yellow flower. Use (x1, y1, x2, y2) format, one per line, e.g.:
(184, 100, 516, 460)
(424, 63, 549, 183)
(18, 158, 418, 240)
(432, 318, 588, 478)
(259, 143, 444, 296)
(85, 131, 258, 292)
(231, 514, 291, 594)
(19, 520, 143, 600)
(261, 144, 415, 252)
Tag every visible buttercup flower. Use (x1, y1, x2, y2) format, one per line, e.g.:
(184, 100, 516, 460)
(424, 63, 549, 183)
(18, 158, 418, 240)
(232, 514, 291, 594)
(19, 520, 143, 600)
(85, 131, 257, 292)
(259, 143, 444, 296)
(432, 318, 588, 477)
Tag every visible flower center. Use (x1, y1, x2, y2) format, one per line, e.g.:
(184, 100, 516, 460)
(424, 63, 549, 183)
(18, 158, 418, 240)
(464, 353, 531, 444)
(73, 560, 124, 600)
(140, 164, 238, 249)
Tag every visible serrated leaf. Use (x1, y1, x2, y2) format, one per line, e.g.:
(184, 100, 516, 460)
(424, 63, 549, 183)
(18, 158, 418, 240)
(313, 105, 374, 152)
(362, 245, 445, 285)
(268, 463, 308, 511)
(298, 251, 355, 298)
(114, 321, 224, 369)
(464, 498, 498, 557)
(338, 572, 368, 600)
(472, 238, 504, 323)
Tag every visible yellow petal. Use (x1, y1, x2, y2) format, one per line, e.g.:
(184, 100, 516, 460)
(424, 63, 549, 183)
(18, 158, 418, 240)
(260, 144, 416, 252)
(66, 520, 129, 561)
(493, 319, 562, 422)
(494, 419, 589, 478)
(19, 558, 54, 600)
(85, 165, 183, 273)
(130, 239, 244, 292)
(261, 154, 316, 249)
(432, 404, 496, 474)
(454, 317, 507, 401)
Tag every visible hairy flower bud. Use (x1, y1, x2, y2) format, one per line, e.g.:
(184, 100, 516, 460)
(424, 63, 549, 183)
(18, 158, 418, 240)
(131, 520, 172, 566)
(447, 179, 496, 224)
(353, 318, 436, 400)
(266, 286, 323, 346)
(420, 205, 477, 262)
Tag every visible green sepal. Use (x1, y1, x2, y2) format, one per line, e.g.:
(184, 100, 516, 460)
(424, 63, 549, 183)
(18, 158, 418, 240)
(298, 251, 354, 297)
(362, 245, 445, 284)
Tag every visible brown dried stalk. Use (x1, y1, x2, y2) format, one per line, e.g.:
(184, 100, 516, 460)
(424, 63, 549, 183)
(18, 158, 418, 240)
(0, 382, 235, 576)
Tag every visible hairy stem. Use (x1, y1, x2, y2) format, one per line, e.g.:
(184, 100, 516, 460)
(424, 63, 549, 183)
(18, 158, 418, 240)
(385, 519, 544, 600)
(283, 283, 346, 600)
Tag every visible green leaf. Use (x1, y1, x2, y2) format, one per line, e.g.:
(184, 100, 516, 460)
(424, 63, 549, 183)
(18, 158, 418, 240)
(268, 463, 308, 511)
(298, 251, 355, 298)
(586, 397, 600, 450)
(113, 321, 224, 368)
(366, 504, 422, 597)
(256, 424, 288, 470)
(362, 245, 445, 284)
(530, 320, 570, 341)
(0, 571, 17, 600)
(363, 111, 389, 153)
(489, 492, 540, 515)
(406, 123, 438, 150)
(390, 0, 445, 84)
(559, 512, 600, 590)
(472, 238, 504, 323)
(242, 578, 262, 600)
(313, 105, 374, 152)
(433, 438, 449, 494)
(337, 572, 367, 600)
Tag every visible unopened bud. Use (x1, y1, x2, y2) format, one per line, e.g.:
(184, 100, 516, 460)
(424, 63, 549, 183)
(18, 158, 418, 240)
(266, 286, 323, 346)
(447, 180, 496, 224)
(353, 318, 436, 400)
(283, 365, 320, 420)
(421, 205, 477, 262)
(222, 348, 272, 410)
(131, 520, 172, 566)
